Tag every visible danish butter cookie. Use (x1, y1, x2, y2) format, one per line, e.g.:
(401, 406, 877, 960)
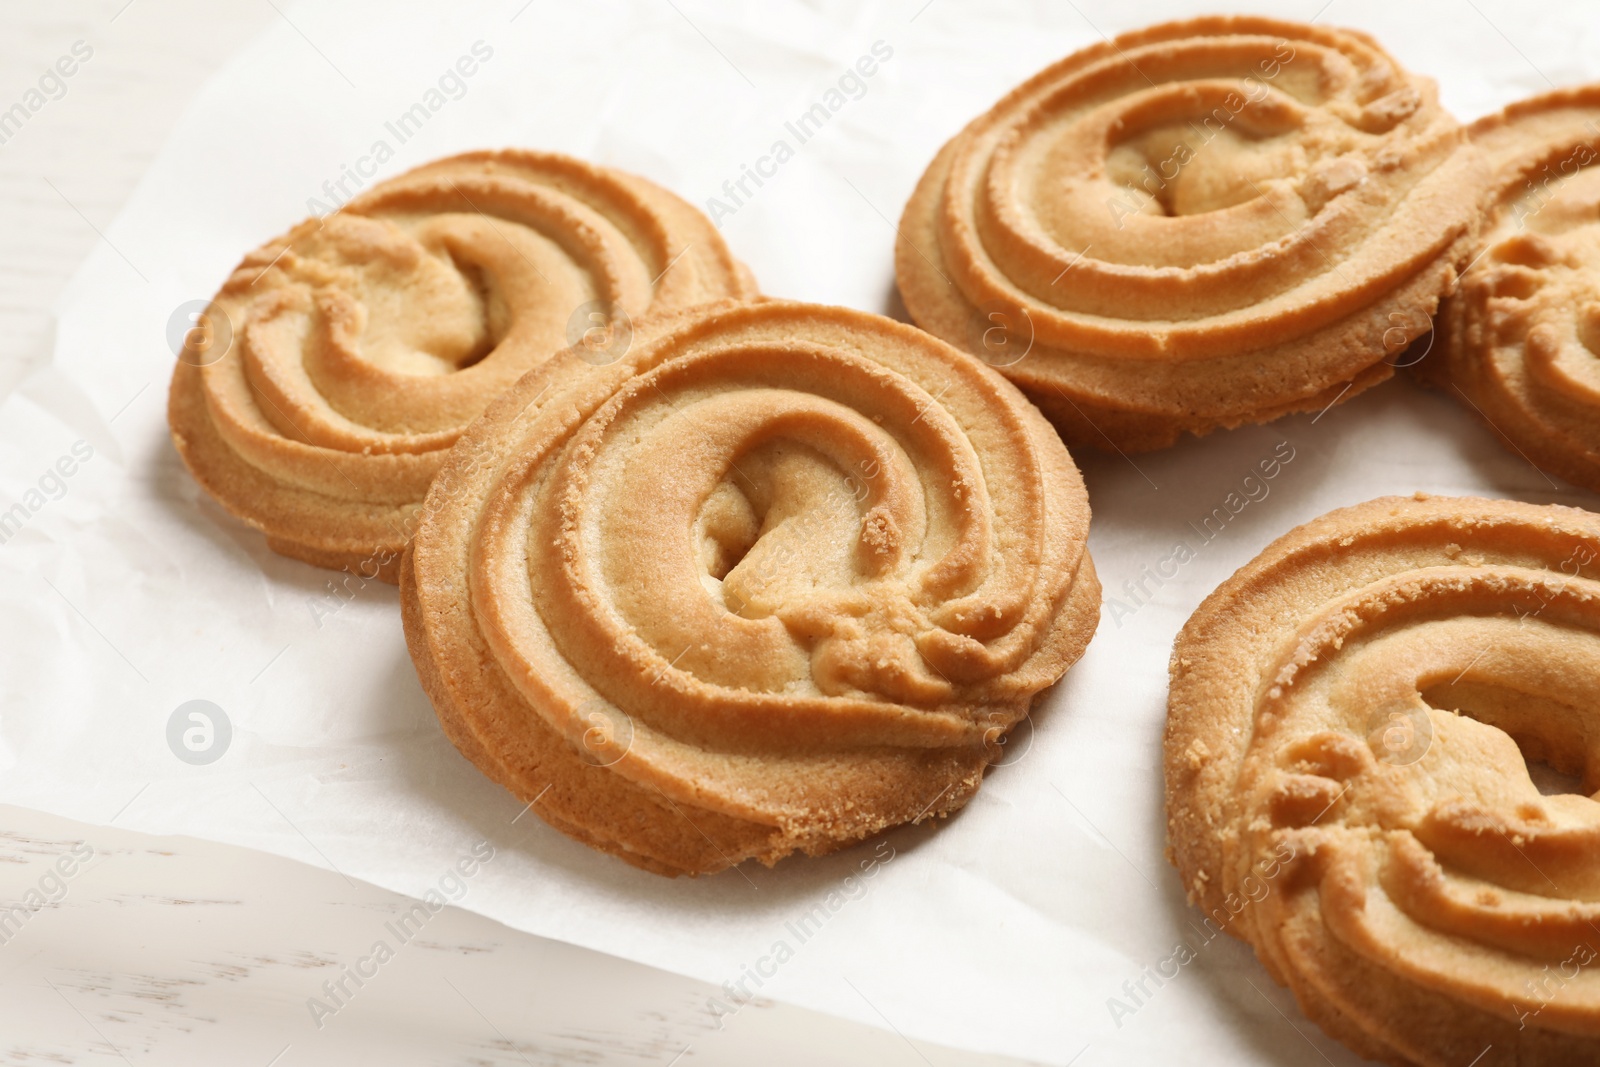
(169, 150, 756, 580)
(897, 16, 1487, 451)
(1168, 494, 1600, 1067)
(402, 300, 1100, 875)
(1425, 86, 1600, 493)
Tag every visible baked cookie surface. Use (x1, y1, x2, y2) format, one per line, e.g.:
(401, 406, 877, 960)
(1167, 494, 1600, 1067)
(1424, 86, 1600, 493)
(896, 16, 1487, 452)
(402, 300, 1100, 875)
(168, 150, 756, 581)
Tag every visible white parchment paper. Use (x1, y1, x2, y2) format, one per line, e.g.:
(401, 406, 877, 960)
(4, 1, 1596, 1062)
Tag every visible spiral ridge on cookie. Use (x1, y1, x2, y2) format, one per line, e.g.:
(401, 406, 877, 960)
(896, 16, 1488, 452)
(1167, 495, 1600, 1067)
(402, 300, 1099, 875)
(168, 150, 756, 580)
(1425, 86, 1600, 493)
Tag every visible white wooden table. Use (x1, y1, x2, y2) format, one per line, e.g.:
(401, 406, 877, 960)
(0, 4, 1031, 1063)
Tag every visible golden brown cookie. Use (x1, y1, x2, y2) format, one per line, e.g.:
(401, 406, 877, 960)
(896, 16, 1488, 453)
(1167, 494, 1600, 1067)
(169, 150, 757, 581)
(1423, 86, 1600, 493)
(402, 300, 1100, 876)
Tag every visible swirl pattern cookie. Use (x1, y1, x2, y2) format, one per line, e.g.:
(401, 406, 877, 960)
(897, 16, 1488, 452)
(1167, 495, 1600, 1067)
(1425, 87, 1600, 493)
(402, 300, 1100, 875)
(168, 150, 756, 581)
